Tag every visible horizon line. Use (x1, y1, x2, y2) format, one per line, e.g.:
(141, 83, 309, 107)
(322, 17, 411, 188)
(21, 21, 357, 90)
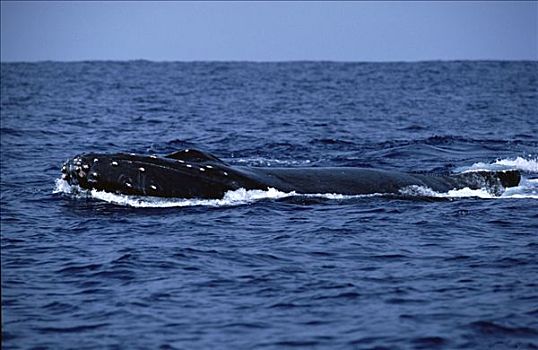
(2, 58, 537, 64)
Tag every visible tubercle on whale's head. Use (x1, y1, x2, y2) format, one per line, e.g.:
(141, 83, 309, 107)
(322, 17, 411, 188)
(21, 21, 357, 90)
(61, 154, 93, 189)
(61, 152, 234, 198)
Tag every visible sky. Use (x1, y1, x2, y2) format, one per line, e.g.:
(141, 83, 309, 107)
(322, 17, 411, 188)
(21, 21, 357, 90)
(1, 1, 537, 62)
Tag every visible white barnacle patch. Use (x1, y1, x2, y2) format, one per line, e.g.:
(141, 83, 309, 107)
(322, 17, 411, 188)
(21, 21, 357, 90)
(61, 165, 67, 173)
(126, 183, 132, 188)
(91, 172, 99, 178)
(93, 158, 99, 163)
(82, 164, 89, 170)
(206, 165, 213, 169)
(185, 149, 190, 152)
(139, 167, 145, 172)
(199, 168, 205, 172)
(150, 155, 157, 159)
(177, 160, 185, 163)
(150, 185, 157, 190)
(111, 161, 118, 166)
(74, 166, 81, 171)
(223, 172, 228, 176)
(78, 171, 86, 178)
(186, 164, 192, 168)
(130, 153, 136, 156)
(61, 174, 67, 180)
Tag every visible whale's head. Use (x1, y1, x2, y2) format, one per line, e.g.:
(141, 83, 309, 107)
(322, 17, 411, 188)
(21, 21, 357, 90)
(61, 149, 264, 199)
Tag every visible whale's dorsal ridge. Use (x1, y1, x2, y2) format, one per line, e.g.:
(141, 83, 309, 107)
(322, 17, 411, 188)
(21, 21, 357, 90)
(164, 149, 225, 164)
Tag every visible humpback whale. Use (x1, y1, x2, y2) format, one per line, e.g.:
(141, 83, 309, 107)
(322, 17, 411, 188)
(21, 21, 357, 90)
(62, 149, 521, 199)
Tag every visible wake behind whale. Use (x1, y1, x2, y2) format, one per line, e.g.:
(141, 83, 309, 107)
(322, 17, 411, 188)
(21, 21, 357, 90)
(60, 148, 522, 202)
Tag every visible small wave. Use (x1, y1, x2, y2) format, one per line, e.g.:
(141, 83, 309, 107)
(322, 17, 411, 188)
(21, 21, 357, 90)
(400, 185, 496, 199)
(449, 156, 538, 199)
(53, 179, 383, 208)
(55, 179, 295, 208)
(399, 181, 538, 200)
(90, 187, 294, 208)
(456, 156, 538, 173)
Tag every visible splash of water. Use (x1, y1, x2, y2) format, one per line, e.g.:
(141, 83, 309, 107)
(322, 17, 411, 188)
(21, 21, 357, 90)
(455, 156, 538, 173)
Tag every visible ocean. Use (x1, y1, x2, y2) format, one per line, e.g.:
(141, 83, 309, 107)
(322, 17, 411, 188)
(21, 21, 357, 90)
(1, 61, 537, 349)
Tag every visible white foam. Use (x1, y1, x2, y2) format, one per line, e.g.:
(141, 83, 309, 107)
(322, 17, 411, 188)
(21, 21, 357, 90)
(448, 156, 538, 199)
(304, 192, 383, 200)
(400, 185, 494, 199)
(456, 156, 538, 173)
(444, 187, 496, 199)
(499, 176, 538, 199)
(54, 179, 294, 208)
(53, 179, 386, 208)
(399, 182, 538, 200)
(53, 178, 76, 195)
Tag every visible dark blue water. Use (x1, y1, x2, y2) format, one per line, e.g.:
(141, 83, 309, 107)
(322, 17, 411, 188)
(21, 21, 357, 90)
(2, 61, 538, 349)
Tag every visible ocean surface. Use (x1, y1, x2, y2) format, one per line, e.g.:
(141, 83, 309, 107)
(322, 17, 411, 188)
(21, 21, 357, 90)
(1, 61, 537, 349)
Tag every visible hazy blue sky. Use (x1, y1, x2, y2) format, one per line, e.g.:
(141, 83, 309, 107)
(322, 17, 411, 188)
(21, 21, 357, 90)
(1, 1, 536, 62)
